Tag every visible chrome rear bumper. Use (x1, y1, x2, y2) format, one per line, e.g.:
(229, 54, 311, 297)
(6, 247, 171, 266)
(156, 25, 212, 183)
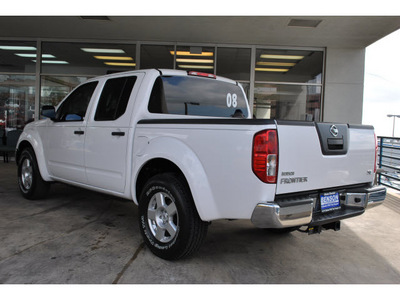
(365, 186, 387, 209)
(251, 185, 386, 228)
(251, 200, 314, 228)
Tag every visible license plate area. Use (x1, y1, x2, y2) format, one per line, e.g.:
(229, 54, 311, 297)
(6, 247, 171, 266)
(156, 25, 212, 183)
(320, 192, 340, 212)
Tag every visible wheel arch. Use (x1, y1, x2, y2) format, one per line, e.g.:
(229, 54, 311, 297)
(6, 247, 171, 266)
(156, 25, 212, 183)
(16, 140, 32, 163)
(16, 132, 52, 182)
(133, 137, 220, 221)
(135, 158, 186, 201)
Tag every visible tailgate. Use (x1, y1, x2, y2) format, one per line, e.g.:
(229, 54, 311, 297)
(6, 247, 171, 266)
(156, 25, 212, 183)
(276, 121, 376, 195)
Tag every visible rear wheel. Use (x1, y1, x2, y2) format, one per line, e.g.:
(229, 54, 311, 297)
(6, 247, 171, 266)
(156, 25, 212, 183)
(138, 173, 208, 260)
(18, 147, 50, 200)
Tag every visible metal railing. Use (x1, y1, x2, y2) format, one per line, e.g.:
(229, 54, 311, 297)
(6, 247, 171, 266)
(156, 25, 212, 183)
(377, 136, 400, 191)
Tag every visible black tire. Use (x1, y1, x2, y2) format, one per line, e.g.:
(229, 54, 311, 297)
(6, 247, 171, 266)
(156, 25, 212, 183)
(138, 173, 208, 260)
(18, 147, 50, 200)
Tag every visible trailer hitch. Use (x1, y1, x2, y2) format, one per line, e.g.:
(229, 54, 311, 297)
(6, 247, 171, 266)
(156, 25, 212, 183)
(304, 221, 341, 235)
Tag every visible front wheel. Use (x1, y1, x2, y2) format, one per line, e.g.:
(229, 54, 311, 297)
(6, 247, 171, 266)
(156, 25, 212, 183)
(138, 173, 208, 260)
(18, 147, 50, 200)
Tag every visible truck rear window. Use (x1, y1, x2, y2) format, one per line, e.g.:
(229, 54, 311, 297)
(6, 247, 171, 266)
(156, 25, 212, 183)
(148, 76, 249, 118)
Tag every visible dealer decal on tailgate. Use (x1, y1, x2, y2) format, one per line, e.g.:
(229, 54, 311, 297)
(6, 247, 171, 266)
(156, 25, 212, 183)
(320, 192, 340, 212)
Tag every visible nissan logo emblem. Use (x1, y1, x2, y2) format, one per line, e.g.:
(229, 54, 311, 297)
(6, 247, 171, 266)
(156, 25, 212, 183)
(330, 125, 339, 137)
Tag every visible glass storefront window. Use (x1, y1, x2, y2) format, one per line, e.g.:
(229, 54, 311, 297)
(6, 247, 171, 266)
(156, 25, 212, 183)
(41, 42, 136, 75)
(253, 48, 323, 120)
(254, 83, 321, 121)
(40, 75, 92, 108)
(0, 40, 326, 129)
(0, 75, 36, 131)
(238, 82, 250, 100)
(217, 47, 251, 81)
(175, 46, 215, 73)
(255, 49, 323, 84)
(140, 45, 174, 69)
(0, 41, 37, 73)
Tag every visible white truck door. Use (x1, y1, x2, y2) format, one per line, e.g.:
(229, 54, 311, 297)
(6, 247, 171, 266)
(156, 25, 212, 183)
(84, 74, 143, 193)
(44, 81, 99, 183)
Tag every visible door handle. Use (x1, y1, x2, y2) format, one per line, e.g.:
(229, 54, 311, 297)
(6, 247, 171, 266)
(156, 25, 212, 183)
(74, 130, 84, 135)
(111, 131, 125, 136)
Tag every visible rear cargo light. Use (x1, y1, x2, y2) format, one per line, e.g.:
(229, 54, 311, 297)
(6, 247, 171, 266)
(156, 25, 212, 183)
(188, 71, 217, 79)
(252, 129, 278, 183)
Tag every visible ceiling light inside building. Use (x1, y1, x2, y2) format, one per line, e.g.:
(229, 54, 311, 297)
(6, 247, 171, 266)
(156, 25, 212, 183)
(288, 19, 322, 28)
(176, 58, 214, 64)
(94, 56, 133, 61)
(260, 54, 304, 60)
(104, 62, 136, 67)
(0, 46, 36, 51)
(81, 48, 125, 54)
(256, 61, 296, 67)
(170, 51, 214, 57)
(16, 53, 55, 58)
(255, 68, 289, 72)
(178, 65, 214, 69)
(33, 60, 69, 64)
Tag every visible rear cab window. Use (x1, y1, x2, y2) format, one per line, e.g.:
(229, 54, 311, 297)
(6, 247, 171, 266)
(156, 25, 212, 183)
(148, 75, 249, 118)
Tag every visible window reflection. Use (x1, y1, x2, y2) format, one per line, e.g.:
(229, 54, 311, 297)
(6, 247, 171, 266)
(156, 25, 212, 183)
(238, 82, 250, 101)
(41, 42, 137, 75)
(0, 41, 37, 73)
(39, 42, 137, 113)
(140, 45, 174, 69)
(217, 47, 251, 81)
(253, 48, 323, 121)
(0, 75, 35, 131)
(175, 46, 215, 73)
(40, 76, 92, 108)
(255, 49, 323, 84)
(254, 83, 321, 121)
(0, 40, 326, 129)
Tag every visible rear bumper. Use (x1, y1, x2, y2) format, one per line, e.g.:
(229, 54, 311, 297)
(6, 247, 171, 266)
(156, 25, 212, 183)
(251, 185, 386, 228)
(365, 186, 387, 208)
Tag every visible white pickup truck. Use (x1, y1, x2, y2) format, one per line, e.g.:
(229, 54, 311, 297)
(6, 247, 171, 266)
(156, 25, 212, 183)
(16, 69, 386, 260)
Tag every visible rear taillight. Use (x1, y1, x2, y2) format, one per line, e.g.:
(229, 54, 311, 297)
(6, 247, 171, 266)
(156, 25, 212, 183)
(252, 129, 278, 183)
(374, 133, 378, 173)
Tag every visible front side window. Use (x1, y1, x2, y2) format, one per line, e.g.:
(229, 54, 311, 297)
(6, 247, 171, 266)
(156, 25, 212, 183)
(95, 76, 137, 121)
(55, 81, 98, 122)
(148, 76, 249, 118)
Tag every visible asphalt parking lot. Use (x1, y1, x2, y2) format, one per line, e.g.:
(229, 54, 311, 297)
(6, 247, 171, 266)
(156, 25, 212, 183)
(1, 162, 400, 284)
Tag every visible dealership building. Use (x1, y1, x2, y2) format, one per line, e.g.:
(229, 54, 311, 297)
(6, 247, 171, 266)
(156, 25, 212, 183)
(0, 16, 400, 131)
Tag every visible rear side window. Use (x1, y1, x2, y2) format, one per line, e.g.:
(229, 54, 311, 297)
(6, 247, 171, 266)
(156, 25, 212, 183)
(148, 76, 249, 118)
(95, 76, 137, 121)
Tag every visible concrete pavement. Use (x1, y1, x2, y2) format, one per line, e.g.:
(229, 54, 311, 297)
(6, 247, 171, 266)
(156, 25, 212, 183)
(1, 162, 400, 283)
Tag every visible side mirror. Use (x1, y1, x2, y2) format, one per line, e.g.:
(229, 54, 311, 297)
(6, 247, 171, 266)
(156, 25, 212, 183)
(41, 105, 56, 120)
